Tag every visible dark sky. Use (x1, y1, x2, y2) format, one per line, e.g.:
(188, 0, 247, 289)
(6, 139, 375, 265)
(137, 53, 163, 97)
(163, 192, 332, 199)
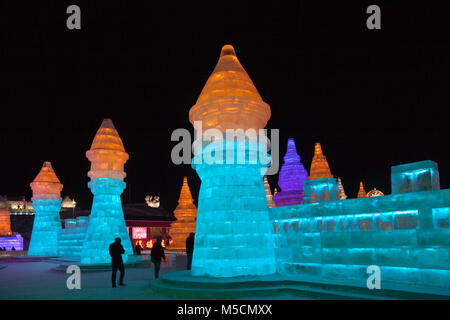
(2, 1, 449, 212)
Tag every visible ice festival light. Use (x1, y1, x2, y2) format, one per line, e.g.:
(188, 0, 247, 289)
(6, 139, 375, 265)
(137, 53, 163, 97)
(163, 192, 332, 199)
(189, 44, 276, 277)
(28, 161, 63, 256)
(80, 119, 133, 264)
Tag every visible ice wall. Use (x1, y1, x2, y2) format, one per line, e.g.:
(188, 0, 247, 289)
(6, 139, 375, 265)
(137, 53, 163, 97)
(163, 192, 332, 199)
(58, 216, 88, 258)
(271, 161, 450, 291)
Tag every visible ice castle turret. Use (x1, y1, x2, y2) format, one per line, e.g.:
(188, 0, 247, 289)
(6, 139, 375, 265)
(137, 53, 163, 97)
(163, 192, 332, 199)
(273, 138, 308, 206)
(303, 143, 339, 203)
(170, 177, 197, 251)
(28, 161, 63, 256)
(189, 44, 276, 277)
(80, 119, 133, 264)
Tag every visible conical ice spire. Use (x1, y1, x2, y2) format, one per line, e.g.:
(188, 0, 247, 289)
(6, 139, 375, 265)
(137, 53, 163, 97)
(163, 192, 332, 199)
(176, 177, 196, 209)
(30, 161, 63, 200)
(357, 181, 367, 198)
(264, 176, 276, 208)
(86, 119, 129, 181)
(189, 44, 271, 133)
(171, 177, 197, 250)
(338, 177, 347, 200)
(309, 143, 333, 180)
(278, 138, 309, 192)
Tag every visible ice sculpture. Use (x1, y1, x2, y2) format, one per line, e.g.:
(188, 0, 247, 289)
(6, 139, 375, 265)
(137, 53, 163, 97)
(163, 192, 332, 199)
(189, 44, 276, 277)
(270, 160, 450, 292)
(303, 143, 339, 203)
(391, 160, 440, 194)
(80, 119, 133, 264)
(170, 177, 197, 251)
(0, 208, 12, 236)
(28, 161, 63, 256)
(264, 176, 276, 208)
(309, 143, 332, 180)
(338, 177, 347, 200)
(0, 207, 24, 251)
(273, 138, 308, 206)
(357, 181, 367, 198)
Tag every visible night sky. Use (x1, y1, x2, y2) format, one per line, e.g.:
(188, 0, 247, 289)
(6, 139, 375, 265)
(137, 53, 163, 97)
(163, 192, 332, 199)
(2, 1, 449, 212)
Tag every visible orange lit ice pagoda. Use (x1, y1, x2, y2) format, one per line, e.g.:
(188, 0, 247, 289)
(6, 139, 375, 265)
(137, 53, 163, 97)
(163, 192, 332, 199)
(169, 177, 197, 251)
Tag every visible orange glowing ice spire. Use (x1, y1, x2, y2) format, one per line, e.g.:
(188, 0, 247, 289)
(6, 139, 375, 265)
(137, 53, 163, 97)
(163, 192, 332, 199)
(309, 143, 333, 180)
(357, 181, 367, 198)
(189, 44, 271, 133)
(30, 161, 63, 200)
(0, 208, 12, 236)
(86, 118, 129, 181)
(170, 177, 197, 251)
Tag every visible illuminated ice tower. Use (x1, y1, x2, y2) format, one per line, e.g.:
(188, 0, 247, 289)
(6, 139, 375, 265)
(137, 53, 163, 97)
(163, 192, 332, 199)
(28, 162, 63, 256)
(273, 138, 308, 206)
(170, 176, 197, 251)
(189, 44, 276, 277)
(80, 119, 133, 264)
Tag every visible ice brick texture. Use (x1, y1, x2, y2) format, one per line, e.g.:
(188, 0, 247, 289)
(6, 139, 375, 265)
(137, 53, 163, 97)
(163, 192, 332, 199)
(391, 160, 440, 194)
(86, 118, 129, 181)
(309, 143, 333, 180)
(80, 119, 133, 264)
(189, 44, 271, 133)
(58, 216, 89, 258)
(28, 162, 63, 256)
(273, 138, 308, 207)
(191, 141, 276, 277)
(270, 162, 450, 291)
(170, 177, 197, 251)
(189, 44, 276, 277)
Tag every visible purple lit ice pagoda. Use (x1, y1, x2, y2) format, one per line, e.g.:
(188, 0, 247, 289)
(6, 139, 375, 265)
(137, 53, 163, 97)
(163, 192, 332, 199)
(273, 138, 308, 206)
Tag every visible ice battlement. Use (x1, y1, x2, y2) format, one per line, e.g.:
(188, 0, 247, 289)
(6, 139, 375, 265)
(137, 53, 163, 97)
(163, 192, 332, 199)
(269, 161, 450, 292)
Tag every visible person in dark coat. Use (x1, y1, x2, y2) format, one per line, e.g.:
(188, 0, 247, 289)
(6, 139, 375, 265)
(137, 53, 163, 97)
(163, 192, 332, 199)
(109, 237, 126, 288)
(150, 236, 166, 279)
(135, 243, 143, 255)
(186, 233, 195, 270)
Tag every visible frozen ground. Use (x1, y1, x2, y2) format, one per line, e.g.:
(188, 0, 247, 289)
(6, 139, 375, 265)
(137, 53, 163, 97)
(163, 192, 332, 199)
(0, 257, 305, 300)
(0, 257, 184, 300)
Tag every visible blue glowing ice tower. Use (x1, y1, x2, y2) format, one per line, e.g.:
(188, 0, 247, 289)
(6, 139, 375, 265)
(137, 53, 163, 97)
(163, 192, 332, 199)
(188, 45, 276, 277)
(80, 119, 133, 264)
(28, 161, 63, 256)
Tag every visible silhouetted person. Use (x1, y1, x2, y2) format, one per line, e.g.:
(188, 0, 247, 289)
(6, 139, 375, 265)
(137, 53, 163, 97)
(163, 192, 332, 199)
(150, 237, 165, 279)
(135, 243, 143, 255)
(186, 233, 195, 270)
(109, 238, 125, 288)
(11, 246, 16, 251)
